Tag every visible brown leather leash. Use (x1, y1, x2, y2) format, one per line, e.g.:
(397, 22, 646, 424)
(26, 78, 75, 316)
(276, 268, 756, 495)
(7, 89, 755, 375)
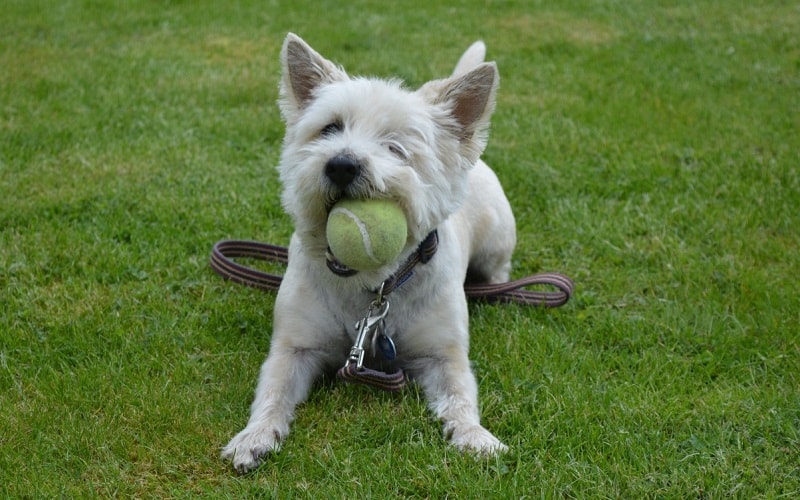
(210, 238, 573, 392)
(210, 239, 574, 307)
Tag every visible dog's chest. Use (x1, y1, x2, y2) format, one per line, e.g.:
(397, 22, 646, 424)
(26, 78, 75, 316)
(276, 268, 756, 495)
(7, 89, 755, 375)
(327, 285, 421, 351)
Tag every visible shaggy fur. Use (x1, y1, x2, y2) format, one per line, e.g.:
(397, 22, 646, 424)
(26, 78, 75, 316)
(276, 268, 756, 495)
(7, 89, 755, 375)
(222, 33, 516, 473)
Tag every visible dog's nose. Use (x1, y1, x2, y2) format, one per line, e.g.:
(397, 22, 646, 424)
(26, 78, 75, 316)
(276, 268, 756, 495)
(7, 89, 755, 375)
(325, 155, 361, 190)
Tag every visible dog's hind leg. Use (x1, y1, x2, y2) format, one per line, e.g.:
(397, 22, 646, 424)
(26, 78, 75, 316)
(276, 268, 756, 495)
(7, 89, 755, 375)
(459, 160, 516, 285)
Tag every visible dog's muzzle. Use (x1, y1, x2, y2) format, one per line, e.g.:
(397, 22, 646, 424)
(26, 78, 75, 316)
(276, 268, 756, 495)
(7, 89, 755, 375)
(325, 154, 362, 190)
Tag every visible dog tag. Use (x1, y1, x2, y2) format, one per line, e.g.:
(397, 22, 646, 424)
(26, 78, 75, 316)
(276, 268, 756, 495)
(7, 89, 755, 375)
(373, 330, 397, 361)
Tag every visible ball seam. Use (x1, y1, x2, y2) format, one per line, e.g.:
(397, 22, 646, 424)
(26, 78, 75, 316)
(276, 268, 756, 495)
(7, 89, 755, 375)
(330, 207, 380, 265)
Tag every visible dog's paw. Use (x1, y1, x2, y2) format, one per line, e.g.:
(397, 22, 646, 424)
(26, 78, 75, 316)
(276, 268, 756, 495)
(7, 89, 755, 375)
(221, 424, 285, 474)
(449, 425, 509, 456)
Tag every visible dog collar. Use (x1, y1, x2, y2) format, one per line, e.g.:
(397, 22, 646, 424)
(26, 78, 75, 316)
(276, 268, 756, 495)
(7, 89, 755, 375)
(326, 230, 439, 295)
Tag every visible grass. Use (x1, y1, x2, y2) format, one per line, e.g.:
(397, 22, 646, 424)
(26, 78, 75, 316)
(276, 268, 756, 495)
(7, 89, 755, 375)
(1, 0, 798, 497)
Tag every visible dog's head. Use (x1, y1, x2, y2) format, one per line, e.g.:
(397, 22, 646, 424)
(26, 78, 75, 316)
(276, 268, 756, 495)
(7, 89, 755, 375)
(276, 33, 498, 265)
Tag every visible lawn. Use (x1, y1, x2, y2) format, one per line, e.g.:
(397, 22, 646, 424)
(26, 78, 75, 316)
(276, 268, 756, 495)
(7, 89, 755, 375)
(2, 0, 798, 497)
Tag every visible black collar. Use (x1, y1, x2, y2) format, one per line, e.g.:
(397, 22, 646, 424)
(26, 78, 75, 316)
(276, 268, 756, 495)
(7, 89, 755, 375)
(326, 230, 439, 294)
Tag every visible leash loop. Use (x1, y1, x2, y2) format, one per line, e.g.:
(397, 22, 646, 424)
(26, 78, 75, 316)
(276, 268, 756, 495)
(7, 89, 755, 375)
(210, 239, 574, 307)
(209, 240, 287, 290)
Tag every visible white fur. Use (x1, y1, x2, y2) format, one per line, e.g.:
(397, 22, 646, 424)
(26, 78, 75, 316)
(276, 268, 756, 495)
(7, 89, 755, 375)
(221, 33, 516, 473)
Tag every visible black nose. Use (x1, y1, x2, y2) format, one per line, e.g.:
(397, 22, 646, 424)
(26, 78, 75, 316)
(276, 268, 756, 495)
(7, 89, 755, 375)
(325, 155, 361, 190)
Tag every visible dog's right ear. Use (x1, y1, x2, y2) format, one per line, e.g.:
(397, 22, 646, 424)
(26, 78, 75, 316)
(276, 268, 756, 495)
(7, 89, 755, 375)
(280, 33, 347, 117)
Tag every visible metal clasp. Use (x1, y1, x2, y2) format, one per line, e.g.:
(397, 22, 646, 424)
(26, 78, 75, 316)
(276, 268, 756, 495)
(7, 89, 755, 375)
(346, 298, 390, 370)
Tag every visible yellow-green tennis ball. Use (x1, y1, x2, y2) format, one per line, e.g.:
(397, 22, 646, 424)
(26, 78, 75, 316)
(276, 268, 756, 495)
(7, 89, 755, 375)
(326, 199, 408, 271)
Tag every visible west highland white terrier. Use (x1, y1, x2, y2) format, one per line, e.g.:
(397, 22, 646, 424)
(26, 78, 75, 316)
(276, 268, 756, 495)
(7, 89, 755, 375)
(222, 33, 516, 473)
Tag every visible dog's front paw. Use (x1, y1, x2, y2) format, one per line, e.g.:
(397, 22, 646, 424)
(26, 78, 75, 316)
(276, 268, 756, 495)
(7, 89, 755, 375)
(221, 424, 285, 474)
(449, 425, 509, 456)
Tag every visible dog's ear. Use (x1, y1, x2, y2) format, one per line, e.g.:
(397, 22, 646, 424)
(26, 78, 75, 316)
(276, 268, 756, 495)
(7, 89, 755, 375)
(433, 62, 499, 146)
(452, 41, 486, 77)
(280, 33, 347, 116)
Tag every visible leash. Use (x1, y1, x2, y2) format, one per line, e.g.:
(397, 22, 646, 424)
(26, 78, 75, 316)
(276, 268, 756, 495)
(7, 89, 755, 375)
(209, 238, 574, 392)
(210, 239, 574, 306)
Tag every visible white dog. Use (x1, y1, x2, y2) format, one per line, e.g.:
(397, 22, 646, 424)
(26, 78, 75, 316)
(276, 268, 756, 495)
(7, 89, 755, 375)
(222, 33, 516, 473)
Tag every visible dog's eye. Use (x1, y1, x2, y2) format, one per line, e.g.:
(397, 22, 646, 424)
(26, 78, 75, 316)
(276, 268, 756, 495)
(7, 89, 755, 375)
(387, 142, 408, 160)
(320, 122, 343, 137)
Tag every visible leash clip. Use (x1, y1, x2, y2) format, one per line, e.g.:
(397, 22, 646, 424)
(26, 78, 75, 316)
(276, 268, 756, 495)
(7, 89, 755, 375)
(346, 298, 390, 370)
(338, 295, 405, 391)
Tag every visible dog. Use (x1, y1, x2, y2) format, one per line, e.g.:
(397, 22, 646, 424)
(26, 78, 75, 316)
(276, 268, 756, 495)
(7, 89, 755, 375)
(221, 33, 516, 473)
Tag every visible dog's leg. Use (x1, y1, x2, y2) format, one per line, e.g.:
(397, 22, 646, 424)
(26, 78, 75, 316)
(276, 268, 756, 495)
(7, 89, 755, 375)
(413, 348, 508, 455)
(221, 344, 323, 473)
(460, 160, 516, 285)
(406, 296, 508, 455)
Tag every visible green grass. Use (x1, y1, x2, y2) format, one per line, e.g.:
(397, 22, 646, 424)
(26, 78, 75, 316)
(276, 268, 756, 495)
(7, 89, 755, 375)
(2, 0, 798, 497)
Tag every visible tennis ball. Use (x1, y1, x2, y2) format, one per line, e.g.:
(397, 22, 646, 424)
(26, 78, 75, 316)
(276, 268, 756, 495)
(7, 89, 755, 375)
(326, 199, 408, 271)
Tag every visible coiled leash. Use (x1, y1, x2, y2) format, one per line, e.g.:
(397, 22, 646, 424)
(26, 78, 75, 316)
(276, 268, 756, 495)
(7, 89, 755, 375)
(210, 237, 574, 391)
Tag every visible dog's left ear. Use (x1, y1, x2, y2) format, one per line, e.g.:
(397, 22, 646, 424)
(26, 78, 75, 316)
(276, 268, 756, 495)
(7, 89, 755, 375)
(279, 33, 347, 118)
(429, 62, 498, 152)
